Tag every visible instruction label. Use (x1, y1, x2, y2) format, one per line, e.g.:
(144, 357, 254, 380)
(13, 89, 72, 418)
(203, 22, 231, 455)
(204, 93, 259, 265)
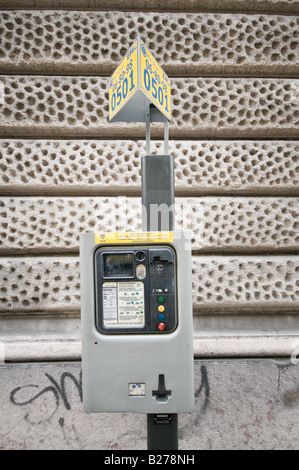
(102, 281, 145, 328)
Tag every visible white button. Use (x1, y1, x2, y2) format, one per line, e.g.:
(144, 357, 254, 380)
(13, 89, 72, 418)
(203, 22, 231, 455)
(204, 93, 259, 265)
(136, 264, 146, 279)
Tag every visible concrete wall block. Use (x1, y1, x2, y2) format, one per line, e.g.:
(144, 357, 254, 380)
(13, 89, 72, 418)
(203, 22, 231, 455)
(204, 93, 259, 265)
(1, 140, 298, 195)
(0, 197, 122, 253)
(0, 255, 297, 313)
(0, 196, 298, 253)
(193, 335, 299, 357)
(0, 11, 298, 76)
(171, 78, 299, 138)
(0, 76, 298, 138)
(123, 196, 299, 252)
(0, 257, 80, 312)
(192, 256, 299, 310)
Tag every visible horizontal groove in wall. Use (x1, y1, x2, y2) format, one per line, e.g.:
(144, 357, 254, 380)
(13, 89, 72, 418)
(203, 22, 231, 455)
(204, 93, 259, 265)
(1, 71, 299, 80)
(2, 304, 299, 317)
(0, 310, 80, 318)
(1, 127, 299, 140)
(2, 129, 299, 140)
(1, 135, 299, 141)
(0, 2, 298, 14)
(1, 303, 298, 317)
(193, 305, 299, 316)
(0, 249, 298, 257)
(1, 249, 299, 257)
(1, 187, 299, 198)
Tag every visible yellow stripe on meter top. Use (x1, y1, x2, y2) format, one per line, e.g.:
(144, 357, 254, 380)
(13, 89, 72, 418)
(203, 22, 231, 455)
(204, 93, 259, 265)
(109, 40, 138, 121)
(140, 39, 171, 121)
(95, 232, 174, 244)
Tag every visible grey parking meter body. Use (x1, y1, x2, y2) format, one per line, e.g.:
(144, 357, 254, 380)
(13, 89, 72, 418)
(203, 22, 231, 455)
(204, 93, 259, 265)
(80, 231, 194, 414)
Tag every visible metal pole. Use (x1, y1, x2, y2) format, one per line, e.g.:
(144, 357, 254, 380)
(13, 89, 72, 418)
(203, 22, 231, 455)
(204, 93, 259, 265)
(142, 112, 178, 450)
(164, 115, 169, 155)
(146, 99, 151, 155)
(147, 413, 178, 450)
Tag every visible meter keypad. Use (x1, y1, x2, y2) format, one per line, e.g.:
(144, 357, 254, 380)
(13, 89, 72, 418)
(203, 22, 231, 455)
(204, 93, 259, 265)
(95, 245, 177, 334)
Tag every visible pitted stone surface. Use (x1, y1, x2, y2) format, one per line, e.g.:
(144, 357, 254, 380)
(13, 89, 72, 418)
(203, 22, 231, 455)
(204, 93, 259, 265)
(192, 256, 299, 309)
(0, 197, 124, 252)
(0, 75, 110, 132)
(173, 140, 299, 194)
(0, 76, 298, 138)
(122, 196, 299, 251)
(0, 257, 80, 312)
(0, 140, 298, 194)
(0, 256, 297, 312)
(0, 140, 142, 192)
(0, 197, 298, 252)
(0, 11, 298, 75)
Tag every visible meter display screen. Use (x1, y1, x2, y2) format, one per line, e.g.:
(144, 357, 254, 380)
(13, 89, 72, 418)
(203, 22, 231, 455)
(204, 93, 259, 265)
(104, 253, 134, 277)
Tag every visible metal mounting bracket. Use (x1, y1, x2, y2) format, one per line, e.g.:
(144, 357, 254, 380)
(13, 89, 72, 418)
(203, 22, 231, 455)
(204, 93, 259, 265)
(145, 98, 169, 155)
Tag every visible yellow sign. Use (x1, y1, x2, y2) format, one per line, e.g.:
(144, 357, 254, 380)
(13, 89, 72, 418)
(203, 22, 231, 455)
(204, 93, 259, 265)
(95, 232, 173, 244)
(109, 37, 171, 122)
(109, 40, 138, 121)
(140, 39, 171, 121)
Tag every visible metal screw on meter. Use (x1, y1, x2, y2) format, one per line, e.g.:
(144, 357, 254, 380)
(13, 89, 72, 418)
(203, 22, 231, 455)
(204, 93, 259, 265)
(136, 251, 146, 261)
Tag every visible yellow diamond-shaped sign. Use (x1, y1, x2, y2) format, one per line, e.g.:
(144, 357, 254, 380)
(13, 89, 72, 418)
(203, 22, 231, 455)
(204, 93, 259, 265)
(109, 37, 171, 122)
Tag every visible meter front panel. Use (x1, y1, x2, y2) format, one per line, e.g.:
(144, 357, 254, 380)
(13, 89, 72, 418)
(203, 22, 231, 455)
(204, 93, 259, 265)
(94, 245, 177, 334)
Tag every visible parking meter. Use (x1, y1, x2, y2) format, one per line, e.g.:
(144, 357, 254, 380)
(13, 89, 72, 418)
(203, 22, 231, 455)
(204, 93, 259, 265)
(80, 231, 194, 414)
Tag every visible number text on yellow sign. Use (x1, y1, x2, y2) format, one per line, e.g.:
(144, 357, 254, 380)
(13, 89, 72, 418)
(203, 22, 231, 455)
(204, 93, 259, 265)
(109, 40, 138, 120)
(140, 39, 171, 121)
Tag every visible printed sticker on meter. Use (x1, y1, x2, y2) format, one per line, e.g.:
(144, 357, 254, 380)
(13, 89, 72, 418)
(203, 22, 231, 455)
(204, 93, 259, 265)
(139, 39, 171, 121)
(109, 40, 138, 121)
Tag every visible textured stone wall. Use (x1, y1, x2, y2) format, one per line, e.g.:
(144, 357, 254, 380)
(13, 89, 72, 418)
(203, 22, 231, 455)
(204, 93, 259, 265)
(0, 11, 298, 76)
(0, 76, 298, 138)
(0, 2, 298, 361)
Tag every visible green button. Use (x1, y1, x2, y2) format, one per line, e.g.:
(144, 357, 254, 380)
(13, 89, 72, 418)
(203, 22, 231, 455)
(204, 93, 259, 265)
(157, 296, 165, 303)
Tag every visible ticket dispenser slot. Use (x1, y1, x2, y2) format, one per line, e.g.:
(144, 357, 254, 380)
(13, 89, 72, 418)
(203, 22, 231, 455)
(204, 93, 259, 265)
(94, 246, 177, 334)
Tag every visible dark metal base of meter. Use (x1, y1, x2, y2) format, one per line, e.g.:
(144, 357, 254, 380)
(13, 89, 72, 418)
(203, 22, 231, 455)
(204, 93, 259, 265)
(147, 414, 178, 450)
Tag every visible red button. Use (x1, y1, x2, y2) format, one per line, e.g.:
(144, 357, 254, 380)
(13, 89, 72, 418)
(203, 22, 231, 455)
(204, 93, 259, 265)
(158, 322, 166, 331)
